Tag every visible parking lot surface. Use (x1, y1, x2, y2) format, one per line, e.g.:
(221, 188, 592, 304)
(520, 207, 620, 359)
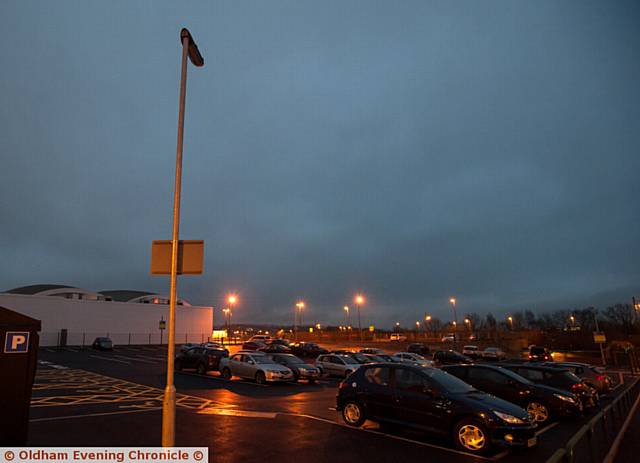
(30, 346, 636, 463)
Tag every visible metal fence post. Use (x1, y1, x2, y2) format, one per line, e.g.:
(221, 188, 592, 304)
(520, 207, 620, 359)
(82, 333, 86, 350)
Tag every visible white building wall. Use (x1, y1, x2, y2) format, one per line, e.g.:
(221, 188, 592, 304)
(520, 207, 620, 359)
(0, 293, 213, 347)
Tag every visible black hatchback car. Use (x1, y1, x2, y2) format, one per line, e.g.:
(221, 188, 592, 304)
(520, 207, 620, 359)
(407, 343, 430, 356)
(432, 350, 473, 366)
(175, 346, 228, 375)
(500, 364, 598, 409)
(442, 364, 582, 424)
(337, 363, 536, 454)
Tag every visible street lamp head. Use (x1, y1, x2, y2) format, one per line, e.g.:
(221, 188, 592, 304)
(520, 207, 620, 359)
(296, 301, 305, 309)
(355, 295, 365, 305)
(416, 321, 420, 327)
(227, 295, 237, 305)
(464, 318, 470, 324)
(507, 316, 513, 322)
(452, 321, 457, 326)
(425, 315, 432, 321)
(343, 306, 349, 312)
(180, 28, 204, 67)
(449, 298, 456, 305)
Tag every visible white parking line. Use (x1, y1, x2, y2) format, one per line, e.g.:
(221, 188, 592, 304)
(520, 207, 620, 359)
(535, 421, 558, 436)
(282, 412, 505, 461)
(89, 355, 130, 365)
(112, 355, 159, 364)
(198, 408, 277, 419)
(178, 371, 268, 387)
(30, 408, 161, 422)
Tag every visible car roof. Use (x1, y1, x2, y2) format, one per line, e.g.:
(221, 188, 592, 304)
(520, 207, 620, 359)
(502, 363, 564, 372)
(237, 350, 266, 355)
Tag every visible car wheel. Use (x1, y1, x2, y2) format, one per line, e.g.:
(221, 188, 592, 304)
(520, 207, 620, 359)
(342, 401, 366, 427)
(255, 371, 266, 385)
(197, 363, 207, 375)
(221, 368, 232, 380)
(175, 360, 182, 371)
(526, 401, 551, 424)
(453, 419, 491, 454)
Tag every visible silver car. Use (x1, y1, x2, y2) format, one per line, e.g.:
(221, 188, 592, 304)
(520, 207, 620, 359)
(482, 347, 507, 360)
(315, 354, 361, 378)
(219, 351, 294, 384)
(394, 352, 434, 367)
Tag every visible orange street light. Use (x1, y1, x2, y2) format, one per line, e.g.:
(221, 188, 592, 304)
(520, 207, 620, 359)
(227, 294, 237, 305)
(355, 295, 365, 341)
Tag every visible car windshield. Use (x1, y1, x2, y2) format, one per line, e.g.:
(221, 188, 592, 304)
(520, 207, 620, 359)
(425, 369, 475, 394)
(281, 355, 305, 364)
(500, 367, 533, 384)
(253, 356, 276, 364)
(366, 355, 384, 362)
(340, 356, 359, 364)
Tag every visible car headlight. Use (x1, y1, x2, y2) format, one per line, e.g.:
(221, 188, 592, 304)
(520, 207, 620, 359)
(493, 411, 525, 424)
(554, 393, 577, 403)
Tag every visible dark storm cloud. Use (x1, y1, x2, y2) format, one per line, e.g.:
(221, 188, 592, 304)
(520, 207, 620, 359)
(1, 1, 638, 328)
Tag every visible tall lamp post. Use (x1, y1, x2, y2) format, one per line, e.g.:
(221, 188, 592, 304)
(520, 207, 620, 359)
(225, 294, 237, 343)
(449, 298, 458, 349)
(343, 306, 350, 339)
(464, 318, 471, 340)
(162, 28, 204, 448)
(295, 301, 305, 340)
(355, 295, 365, 341)
(425, 314, 432, 337)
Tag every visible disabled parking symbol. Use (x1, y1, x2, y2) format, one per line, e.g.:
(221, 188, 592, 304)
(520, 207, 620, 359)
(4, 332, 30, 353)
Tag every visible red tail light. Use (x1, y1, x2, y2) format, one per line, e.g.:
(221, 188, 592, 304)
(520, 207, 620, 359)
(339, 381, 348, 390)
(528, 355, 533, 359)
(596, 375, 606, 381)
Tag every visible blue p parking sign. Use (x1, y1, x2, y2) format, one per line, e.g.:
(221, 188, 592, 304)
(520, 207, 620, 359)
(4, 332, 30, 353)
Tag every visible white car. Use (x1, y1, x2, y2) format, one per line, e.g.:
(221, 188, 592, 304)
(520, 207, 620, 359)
(462, 345, 480, 358)
(249, 334, 272, 343)
(219, 351, 294, 384)
(441, 335, 455, 342)
(393, 352, 434, 367)
(315, 354, 361, 378)
(482, 347, 507, 361)
(390, 333, 407, 341)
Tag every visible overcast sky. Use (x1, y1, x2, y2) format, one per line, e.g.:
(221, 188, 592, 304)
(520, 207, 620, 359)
(1, 1, 638, 328)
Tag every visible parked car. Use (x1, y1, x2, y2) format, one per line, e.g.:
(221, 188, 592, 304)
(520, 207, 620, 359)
(543, 362, 613, 394)
(359, 348, 386, 355)
(441, 334, 455, 342)
(291, 342, 329, 358)
(175, 346, 228, 374)
(500, 363, 598, 409)
(407, 343, 430, 356)
(462, 345, 481, 359)
(375, 353, 403, 363)
(268, 353, 320, 383)
(362, 354, 386, 363)
(394, 352, 434, 367)
(337, 363, 537, 454)
(390, 333, 407, 341)
(269, 338, 291, 347)
(315, 354, 361, 378)
(249, 334, 272, 343)
(343, 352, 378, 364)
(529, 346, 553, 362)
(482, 347, 507, 361)
(258, 343, 291, 354)
(200, 342, 229, 355)
(432, 350, 473, 366)
(442, 364, 582, 424)
(180, 342, 199, 353)
(331, 349, 356, 355)
(92, 337, 113, 351)
(219, 351, 294, 384)
(242, 341, 267, 351)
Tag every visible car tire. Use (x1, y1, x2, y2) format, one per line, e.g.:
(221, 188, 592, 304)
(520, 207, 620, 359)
(342, 401, 366, 427)
(221, 368, 232, 380)
(526, 401, 551, 424)
(453, 419, 491, 455)
(255, 371, 267, 385)
(197, 363, 207, 375)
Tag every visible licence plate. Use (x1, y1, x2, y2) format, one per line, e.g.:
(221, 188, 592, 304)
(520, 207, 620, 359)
(527, 437, 537, 447)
